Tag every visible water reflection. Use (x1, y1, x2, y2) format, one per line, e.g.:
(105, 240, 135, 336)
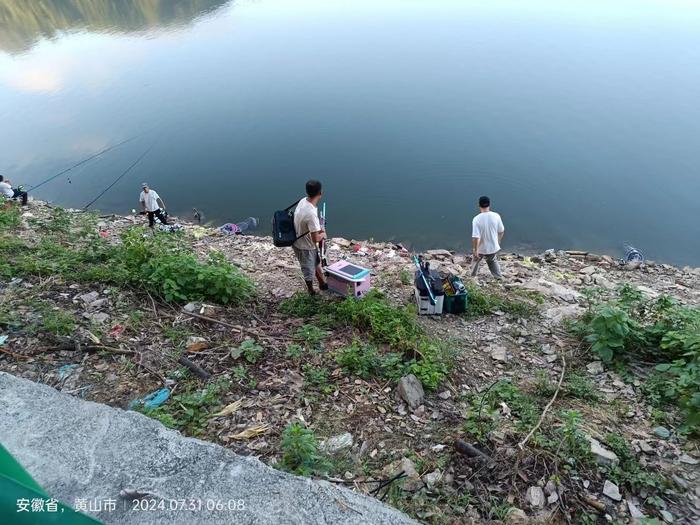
(0, 0, 230, 53)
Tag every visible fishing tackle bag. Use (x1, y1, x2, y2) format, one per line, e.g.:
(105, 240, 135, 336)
(272, 201, 307, 247)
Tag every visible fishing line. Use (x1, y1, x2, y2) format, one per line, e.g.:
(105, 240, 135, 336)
(83, 138, 159, 210)
(29, 134, 141, 191)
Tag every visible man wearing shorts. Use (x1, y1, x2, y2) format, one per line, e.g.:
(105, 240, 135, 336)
(293, 180, 328, 295)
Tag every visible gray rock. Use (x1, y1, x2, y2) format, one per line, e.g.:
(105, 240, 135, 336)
(186, 336, 207, 347)
(603, 480, 622, 501)
(397, 458, 423, 492)
(320, 432, 354, 454)
(85, 312, 109, 324)
(587, 361, 605, 375)
(637, 285, 660, 300)
(544, 305, 584, 324)
(183, 302, 199, 313)
(660, 510, 674, 523)
(679, 453, 699, 465)
(0, 372, 417, 525)
(590, 438, 620, 466)
(423, 470, 442, 490)
(653, 426, 671, 439)
(638, 440, 655, 455)
(626, 499, 645, 520)
(78, 291, 100, 304)
(89, 298, 109, 309)
(397, 375, 424, 411)
(506, 508, 530, 525)
(580, 266, 597, 275)
(490, 346, 508, 362)
(426, 249, 452, 257)
(525, 486, 545, 509)
(544, 480, 557, 496)
(547, 492, 559, 505)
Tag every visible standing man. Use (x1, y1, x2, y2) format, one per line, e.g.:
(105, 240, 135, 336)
(471, 196, 505, 279)
(139, 183, 168, 227)
(293, 180, 328, 295)
(0, 175, 28, 205)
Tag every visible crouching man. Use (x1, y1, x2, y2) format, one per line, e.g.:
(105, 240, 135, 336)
(0, 175, 28, 205)
(139, 182, 168, 227)
(293, 180, 328, 295)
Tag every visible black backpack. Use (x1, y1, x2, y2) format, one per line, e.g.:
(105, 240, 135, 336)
(272, 200, 307, 247)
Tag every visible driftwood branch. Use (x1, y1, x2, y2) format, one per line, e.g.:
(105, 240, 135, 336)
(181, 310, 242, 332)
(518, 352, 567, 450)
(453, 439, 493, 462)
(177, 355, 212, 380)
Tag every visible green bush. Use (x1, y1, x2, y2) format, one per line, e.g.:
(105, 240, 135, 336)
(280, 290, 454, 390)
(335, 340, 404, 381)
(0, 203, 20, 230)
(575, 285, 700, 434)
(335, 290, 422, 351)
(464, 283, 537, 319)
(119, 230, 255, 304)
(278, 422, 330, 476)
(231, 339, 264, 364)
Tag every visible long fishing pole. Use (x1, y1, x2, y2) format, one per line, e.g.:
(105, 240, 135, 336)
(29, 134, 141, 191)
(83, 139, 158, 210)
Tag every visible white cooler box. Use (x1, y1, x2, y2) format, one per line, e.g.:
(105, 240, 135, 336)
(414, 288, 444, 315)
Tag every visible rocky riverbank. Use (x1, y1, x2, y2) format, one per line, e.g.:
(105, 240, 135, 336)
(1, 200, 699, 525)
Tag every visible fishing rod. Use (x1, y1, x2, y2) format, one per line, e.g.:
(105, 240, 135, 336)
(83, 138, 158, 210)
(28, 134, 141, 191)
(319, 202, 328, 268)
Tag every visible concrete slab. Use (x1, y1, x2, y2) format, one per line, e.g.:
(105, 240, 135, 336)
(0, 373, 418, 525)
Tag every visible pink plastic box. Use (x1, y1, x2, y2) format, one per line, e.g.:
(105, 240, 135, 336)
(325, 261, 372, 298)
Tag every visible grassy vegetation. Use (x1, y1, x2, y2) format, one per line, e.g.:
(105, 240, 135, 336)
(277, 422, 330, 476)
(136, 379, 229, 436)
(0, 204, 254, 305)
(463, 283, 539, 319)
(280, 290, 454, 389)
(460, 376, 666, 521)
(574, 284, 700, 434)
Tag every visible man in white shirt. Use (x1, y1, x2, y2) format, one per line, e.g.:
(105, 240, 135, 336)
(0, 175, 28, 205)
(139, 183, 168, 227)
(471, 195, 505, 279)
(293, 180, 328, 295)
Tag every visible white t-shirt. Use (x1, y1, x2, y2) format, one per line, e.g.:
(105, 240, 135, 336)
(0, 181, 13, 199)
(293, 198, 321, 250)
(139, 190, 161, 212)
(472, 211, 505, 255)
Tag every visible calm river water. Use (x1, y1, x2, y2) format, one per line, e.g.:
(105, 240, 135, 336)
(1, 0, 699, 265)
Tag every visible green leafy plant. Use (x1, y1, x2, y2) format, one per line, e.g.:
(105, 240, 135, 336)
(278, 422, 330, 476)
(302, 364, 333, 394)
(295, 324, 327, 350)
(604, 432, 666, 494)
(575, 285, 700, 433)
(39, 307, 76, 336)
(0, 202, 21, 230)
(335, 340, 404, 381)
(119, 230, 255, 304)
(232, 365, 247, 382)
(557, 410, 592, 468)
(285, 344, 304, 359)
(232, 339, 263, 364)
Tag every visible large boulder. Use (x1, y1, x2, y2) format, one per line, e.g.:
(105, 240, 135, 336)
(0, 372, 417, 525)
